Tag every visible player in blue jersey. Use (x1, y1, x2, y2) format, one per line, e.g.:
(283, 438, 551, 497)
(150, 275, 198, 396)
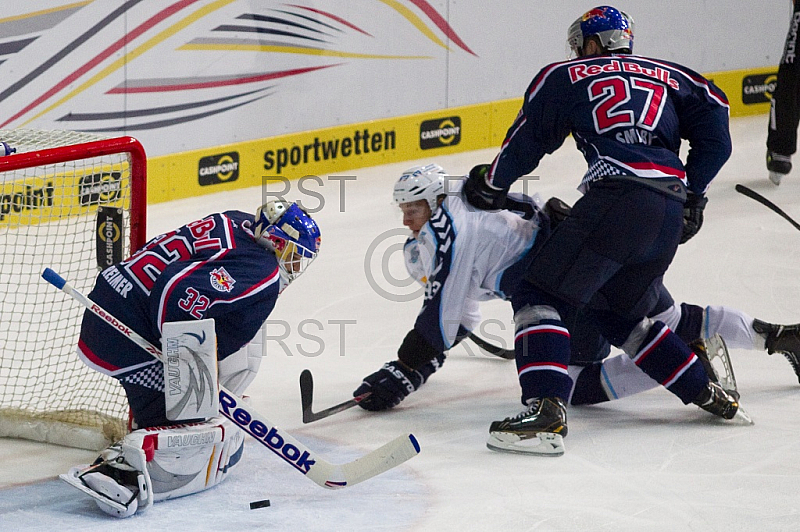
(64, 200, 321, 517)
(462, 6, 740, 454)
(353, 165, 800, 454)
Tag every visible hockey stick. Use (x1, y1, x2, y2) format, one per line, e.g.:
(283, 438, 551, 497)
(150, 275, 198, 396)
(467, 332, 515, 360)
(735, 184, 800, 231)
(301, 369, 370, 423)
(41, 268, 420, 489)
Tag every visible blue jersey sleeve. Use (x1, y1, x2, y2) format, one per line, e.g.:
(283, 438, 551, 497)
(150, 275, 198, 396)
(489, 55, 732, 195)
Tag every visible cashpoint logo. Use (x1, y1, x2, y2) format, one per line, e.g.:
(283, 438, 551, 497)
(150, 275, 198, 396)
(742, 73, 778, 104)
(420, 117, 461, 149)
(96, 206, 123, 269)
(79, 172, 122, 205)
(199, 152, 240, 186)
(0, 182, 54, 221)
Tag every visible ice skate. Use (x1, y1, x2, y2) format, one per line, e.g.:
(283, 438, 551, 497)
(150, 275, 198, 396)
(767, 151, 791, 185)
(691, 334, 738, 399)
(753, 319, 800, 383)
(692, 381, 753, 425)
(487, 397, 567, 456)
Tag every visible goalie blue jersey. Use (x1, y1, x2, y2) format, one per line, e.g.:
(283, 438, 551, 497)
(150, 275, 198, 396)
(488, 54, 732, 196)
(77, 210, 282, 379)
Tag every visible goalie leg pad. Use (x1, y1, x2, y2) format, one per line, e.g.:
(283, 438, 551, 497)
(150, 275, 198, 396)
(61, 417, 244, 517)
(134, 416, 245, 502)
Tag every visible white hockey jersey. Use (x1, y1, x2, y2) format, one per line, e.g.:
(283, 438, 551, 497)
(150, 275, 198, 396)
(403, 180, 544, 352)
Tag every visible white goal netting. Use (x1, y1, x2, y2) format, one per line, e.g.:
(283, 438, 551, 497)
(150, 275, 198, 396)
(0, 130, 146, 450)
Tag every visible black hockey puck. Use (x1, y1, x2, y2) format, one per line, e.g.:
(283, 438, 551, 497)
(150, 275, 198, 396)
(249, 499, 271, 510)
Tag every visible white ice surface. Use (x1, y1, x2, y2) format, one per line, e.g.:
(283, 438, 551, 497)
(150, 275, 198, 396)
(2, 114, 800, 531)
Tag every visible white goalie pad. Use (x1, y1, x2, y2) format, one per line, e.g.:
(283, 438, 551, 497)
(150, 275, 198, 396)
(162, 319, 219, 421)
(61, 417, 245, 517)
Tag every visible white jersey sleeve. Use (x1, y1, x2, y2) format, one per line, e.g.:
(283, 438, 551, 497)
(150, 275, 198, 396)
(412, 180, 543, 351)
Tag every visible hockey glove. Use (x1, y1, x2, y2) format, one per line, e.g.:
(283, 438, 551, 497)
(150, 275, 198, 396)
(463, 164, 508, 210)
(354, 355, 445, 411)
(544, 197, 572, 230)
(680, 193, 708, 244)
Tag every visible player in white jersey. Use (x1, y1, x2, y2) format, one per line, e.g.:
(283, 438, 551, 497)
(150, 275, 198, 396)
(353, 164, 800, 450)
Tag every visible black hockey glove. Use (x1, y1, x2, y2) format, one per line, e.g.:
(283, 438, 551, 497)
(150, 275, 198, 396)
(463, 164, 508, 210)
(354, 355, 445, 411)
(544, 196, 572, 230)
(680, 193, 708, 244)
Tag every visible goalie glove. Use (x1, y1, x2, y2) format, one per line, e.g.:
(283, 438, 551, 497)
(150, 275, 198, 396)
(463, 164, 508, 210)
(680, 193, 708, 244)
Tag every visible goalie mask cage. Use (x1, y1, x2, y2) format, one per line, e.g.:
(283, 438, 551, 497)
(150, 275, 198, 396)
(0, 130, 146, 451)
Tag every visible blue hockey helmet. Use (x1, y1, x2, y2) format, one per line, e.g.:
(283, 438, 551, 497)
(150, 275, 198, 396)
(254, 200, 321, 284)
(567, 6, 634, 57)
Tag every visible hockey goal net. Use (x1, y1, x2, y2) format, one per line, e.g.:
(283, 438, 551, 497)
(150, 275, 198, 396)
(0, 130, 146, 451)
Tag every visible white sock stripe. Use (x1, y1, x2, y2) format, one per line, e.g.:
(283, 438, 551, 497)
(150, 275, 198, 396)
(514, 324, 570, 342)
(518, 363, 569, 377)
(632, 326, 669, 364)
(662, 354, 698, 388)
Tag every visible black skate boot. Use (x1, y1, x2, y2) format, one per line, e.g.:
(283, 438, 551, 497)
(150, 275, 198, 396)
(692, 381, 752, 424)
(767, 151, 792, 185)
(487, 397, 567, 456)
(753, 319, 800, 383)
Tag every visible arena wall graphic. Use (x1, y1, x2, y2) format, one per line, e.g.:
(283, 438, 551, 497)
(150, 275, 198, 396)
(0, 1, 787, 203)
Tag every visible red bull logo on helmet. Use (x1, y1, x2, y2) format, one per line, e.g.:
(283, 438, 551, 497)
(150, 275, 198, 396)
(582, 7, 608, 21)
(210, 266, 236, 292)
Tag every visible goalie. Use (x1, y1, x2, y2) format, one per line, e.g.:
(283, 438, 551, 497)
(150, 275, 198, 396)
(62, 200, 321, 517)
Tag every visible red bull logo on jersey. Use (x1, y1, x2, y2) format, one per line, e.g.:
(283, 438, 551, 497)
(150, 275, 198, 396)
(210, 267, 236, 292)
(568, 59, 679, 90)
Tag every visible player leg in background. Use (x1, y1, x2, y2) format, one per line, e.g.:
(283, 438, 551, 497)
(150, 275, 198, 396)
(659, 302, 800, 384)
(766, 0, 800, 185)
(568, 301, 800, 406)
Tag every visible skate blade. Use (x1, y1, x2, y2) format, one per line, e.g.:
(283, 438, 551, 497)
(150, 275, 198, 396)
(706, 334, 738, 394)
(486, 431, 564, 456)
(731, 405, 754, 426)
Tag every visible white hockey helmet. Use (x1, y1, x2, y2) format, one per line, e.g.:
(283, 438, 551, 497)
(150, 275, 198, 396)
(567, 6, 634, 57)
(254, 200, 321, 285)
(393, 163, 447, 211)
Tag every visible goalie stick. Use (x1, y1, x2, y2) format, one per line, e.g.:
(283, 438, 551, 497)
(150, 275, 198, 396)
(41, 268, 420, 490)
(735, 184, 800, 231)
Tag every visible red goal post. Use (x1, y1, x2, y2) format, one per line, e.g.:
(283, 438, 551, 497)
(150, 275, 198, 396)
(0, 131, 147, 451)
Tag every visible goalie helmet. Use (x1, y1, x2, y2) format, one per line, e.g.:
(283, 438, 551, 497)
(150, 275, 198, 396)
(393, 163, 447, 211)
(567, 6, 634, 57)
(254, 200, 321, 284)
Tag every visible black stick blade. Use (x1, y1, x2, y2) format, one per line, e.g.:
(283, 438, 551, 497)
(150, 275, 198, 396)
(735, 184, 800, 231)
